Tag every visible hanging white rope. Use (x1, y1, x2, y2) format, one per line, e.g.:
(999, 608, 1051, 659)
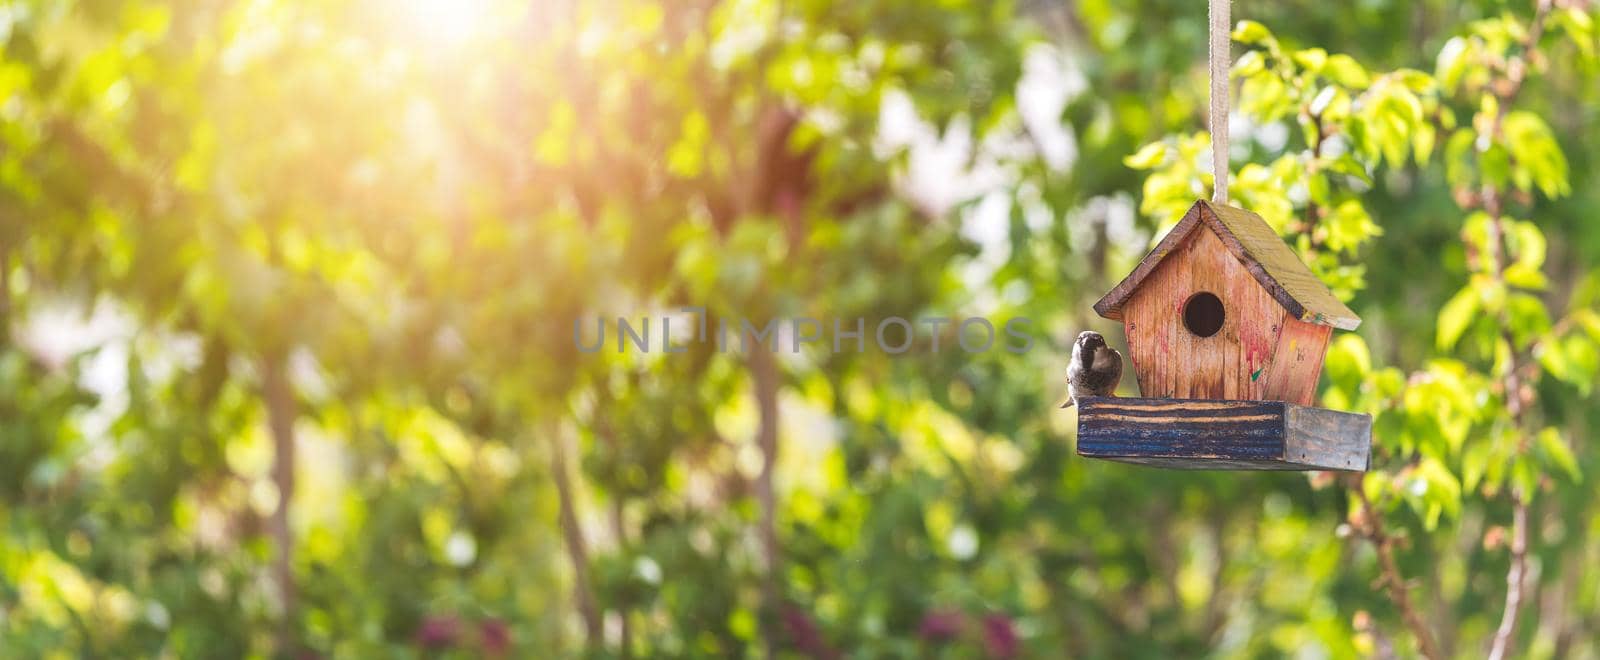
(1209, 0, 1231, 205)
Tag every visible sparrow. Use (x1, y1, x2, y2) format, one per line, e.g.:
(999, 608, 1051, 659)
(1061, 331, 1122, 408)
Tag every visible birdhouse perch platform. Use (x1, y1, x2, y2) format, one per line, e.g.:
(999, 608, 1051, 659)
(1076, 397, 1370, 471)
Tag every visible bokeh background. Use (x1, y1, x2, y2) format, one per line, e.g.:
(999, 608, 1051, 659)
(2, 0, 1599, 657)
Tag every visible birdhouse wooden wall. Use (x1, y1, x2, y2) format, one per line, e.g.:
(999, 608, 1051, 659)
(1093, 201, 1358, 407)
(1119, 227, 1332, 405)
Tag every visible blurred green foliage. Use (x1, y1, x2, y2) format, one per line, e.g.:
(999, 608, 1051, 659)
(1, 0, 1598, 658)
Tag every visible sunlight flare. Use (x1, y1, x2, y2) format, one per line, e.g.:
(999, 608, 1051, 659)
(398, 0, 495, 45)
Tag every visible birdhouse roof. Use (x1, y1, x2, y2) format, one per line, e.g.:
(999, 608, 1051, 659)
(1093, 200, 1361, 330)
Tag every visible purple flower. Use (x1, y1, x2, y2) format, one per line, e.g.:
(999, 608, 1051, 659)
(479, 617, 511, 655)
(918, 610, 965, 643)
(982, 613, 1019, 659)
(782, 605, 836, 659)
(415, 615, 461, 649)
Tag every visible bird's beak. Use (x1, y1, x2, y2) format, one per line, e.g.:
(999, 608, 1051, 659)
(1059, 399, 1075, 409)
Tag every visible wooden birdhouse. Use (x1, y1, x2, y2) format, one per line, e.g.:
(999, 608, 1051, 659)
(1075, 200, 1372, 471)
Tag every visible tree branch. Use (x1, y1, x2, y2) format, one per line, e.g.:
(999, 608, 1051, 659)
(0, 250, 9, 342)
(1488, 495, 1530, 660)
(260, 350, 299, 655)
(550, 423, 603, 647)
(1302, 100, 1442, 656)
(1199, 510, 1232, 642)
(1481, 4, 1551, 656)
(748, 346, 782, 657)
(612, 494, 633, 659)
(600, 421, 635, 659)
(1349, 477, 1444, 660)
(1299, 94, 1443, 655)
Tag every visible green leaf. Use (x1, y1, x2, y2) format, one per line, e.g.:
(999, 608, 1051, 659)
(1561, 334, 1599, 392)
(1435, 36, 1472, 91)
(1537, 427, 1581, 481)
(1308, 86, 1337, 117)
(1233, 50, 1266, 77)
(1240, 71, 1293, 122)
(1480, 144, 1511, 190)
(1484, 435, 1510, 493)
(1461, 212, 1493, 267)
(1324, 200, 1381, 255)
(1510, 221, 1547, 271)
(1501, 222, 1549, 289)
(1554, 8, 1596, 59)
(1324, 334, 1371, 387)
(1539, 333, 1600, 393)
(1512, 454, 1541, 496)
(1365, 84, 1423, 168)
(1504, 264, 1549, 290)
(1123, 142, 1168, 169)
(1437, 286, 1478, 350)
(666, 111, 711, 178)
(1478, 275, 1507, 314)
(1327, 153, 1372, 184)
(1362, 471, 1390, 506)
(1577, 301, 1600, 336)
(1506, 293, 1551, 348)
(1293, 48, 1328, 73)
(1396, 69, 1436, 93)
(1502, 111, 1570, 197)
(1412, 122, 1436, 167)
(1323, 54, 1370, 87)
(1444, 129, 1476, 187)
(1307, 171, 1331, 206)
(1232, 20, 1273, 45)
(1494, 336, 1515, 376)
(1461, 440, 1490, 493)
(1415, 457, 1462, 527)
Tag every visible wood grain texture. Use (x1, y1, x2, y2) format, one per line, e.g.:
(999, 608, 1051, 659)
(1095, 200, 1361, 330)
(1076, 396, 1371, 471)
(1260, 315, 1333, 405)
(1190, 232, 1228, 399)
(1120, 227, 1282, 400)
(1285, 404, 1371, 471)
(1097, 204, 1205, 322)
(1204, 203, 1361, 330)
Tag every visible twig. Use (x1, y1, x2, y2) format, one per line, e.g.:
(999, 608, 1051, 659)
(600, 421, 635, 658)
(1488, 496, 1530, 660)
(1350, 478, 1445, 660)
(1300, 112, 1326, 256)
(1200, 510, 1232, 642)
(1481, 3, 1551, 656)
(1298, 92, 1439, 656)
(261, 350, 299, 655)
(0, 250, 9, 347)
(550, 423, 603, 646)
(748, 346, 783, 658)
(1299, 94, 1441, 656)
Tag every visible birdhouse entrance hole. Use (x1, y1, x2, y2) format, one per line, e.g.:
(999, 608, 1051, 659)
(1183, 292, 1225, 338)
